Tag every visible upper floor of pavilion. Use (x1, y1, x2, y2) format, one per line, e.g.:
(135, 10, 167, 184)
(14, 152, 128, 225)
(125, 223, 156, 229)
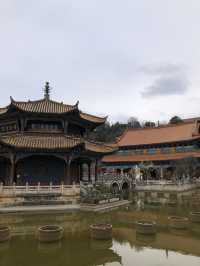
(0, 82, 106, 137)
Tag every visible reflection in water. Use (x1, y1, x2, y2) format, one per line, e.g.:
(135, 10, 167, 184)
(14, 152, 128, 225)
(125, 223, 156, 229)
(135, 232, 157, 245)
(0, 191, 200, 266)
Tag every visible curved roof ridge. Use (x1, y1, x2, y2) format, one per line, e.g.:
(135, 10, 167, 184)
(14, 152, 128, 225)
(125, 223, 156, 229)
(86, 139, 112, 147)
(80, 111, 107, 119)
(10, 96, 77, 108)
(7, 96, 78, 114)
(80, 111, 107, 124)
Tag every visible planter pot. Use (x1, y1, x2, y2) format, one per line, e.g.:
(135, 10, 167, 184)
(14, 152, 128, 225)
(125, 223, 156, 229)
(38, 225, 64, 243)
(190, 212, 200, 223)
(0, 226, 11, 242)
(168, 216, 189, 230)
(90, 224, 112, 240)
(136, 221, 157, 235)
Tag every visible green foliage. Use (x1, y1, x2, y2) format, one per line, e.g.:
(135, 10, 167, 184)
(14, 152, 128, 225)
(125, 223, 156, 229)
(89, 121, 127, 142)
(169, 116, 183, 124)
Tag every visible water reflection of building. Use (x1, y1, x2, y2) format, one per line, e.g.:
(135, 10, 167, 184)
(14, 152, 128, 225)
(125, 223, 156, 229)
(0, 83, 115, 185)
(113, 227, 200, 257)
(102, 120, 200, 180)
(0, 234, 122, 266)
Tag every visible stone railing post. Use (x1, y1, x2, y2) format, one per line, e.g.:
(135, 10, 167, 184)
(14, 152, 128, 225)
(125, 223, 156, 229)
(72, 181, 76, 194)
(61, 182, 64, 194)
(13, 182, 16, 195)
(0, 182, 3, 194)
(26, 182, 29, 192)
(49, 182, 52, 192)
(37, 182, 40, 192)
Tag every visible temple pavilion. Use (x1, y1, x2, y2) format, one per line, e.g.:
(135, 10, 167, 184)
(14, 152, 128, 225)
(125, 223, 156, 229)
(0, 82, 115, 185)
(102, 119, 200, 180)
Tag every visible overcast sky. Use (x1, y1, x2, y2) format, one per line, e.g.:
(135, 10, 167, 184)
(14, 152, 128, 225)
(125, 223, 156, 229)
(0, 1, 200, 123)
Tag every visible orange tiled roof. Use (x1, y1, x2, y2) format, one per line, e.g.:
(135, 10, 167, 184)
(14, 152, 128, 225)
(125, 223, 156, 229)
(102, 151, 200, 163)
(117, 122, 200, 147)
(10, 98, 77, 114)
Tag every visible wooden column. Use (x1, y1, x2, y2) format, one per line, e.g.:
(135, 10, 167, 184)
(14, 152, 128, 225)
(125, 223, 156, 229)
(64, 120, 68, 134)
(9, 154, 16, 185)
(95, 159, 98, 182)
(160, 167, 164, 180)
(64, 156, 72, 185)
(88, 162, 91, 182)
(79, 163, 82, 182)
(20, 118, 25, 132)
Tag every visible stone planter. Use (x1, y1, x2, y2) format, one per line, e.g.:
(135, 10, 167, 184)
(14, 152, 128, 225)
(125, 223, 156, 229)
(168, 216, 189, 230)
(38, 225, 64, 243)
(190, 212, 200, 223)
(136, 221, 157, 235)
(90, 224, 112, 240)
(0, 226, 11, 242)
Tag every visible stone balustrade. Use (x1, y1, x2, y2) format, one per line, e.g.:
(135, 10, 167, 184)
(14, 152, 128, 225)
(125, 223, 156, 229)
(0, 183, 80, 197)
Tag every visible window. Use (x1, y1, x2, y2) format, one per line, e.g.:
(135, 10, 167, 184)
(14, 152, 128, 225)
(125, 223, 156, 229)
(176, 146, 185, 152)
(161, 147, 172, 154)
(147, 148, 157, 154)
(135, 149, 144, 155)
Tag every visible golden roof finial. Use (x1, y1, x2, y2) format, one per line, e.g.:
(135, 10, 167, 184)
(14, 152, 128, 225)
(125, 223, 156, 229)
(44, 81, 51, 100)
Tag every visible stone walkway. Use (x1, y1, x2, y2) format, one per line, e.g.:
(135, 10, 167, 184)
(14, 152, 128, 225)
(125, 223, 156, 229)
(0, 204, 80, 214)
(81, 200, 131, 212)
(0, 200, 131, 214)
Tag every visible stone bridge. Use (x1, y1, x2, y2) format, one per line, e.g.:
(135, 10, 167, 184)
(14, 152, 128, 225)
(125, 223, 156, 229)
(97, 174, 133, 193)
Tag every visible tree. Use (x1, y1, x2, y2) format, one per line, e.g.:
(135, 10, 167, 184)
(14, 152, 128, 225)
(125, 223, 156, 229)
(174, 157, 199, 179)
(127, 117, 141, 129)
(144, 121, 156, 128)
(169, 116, 183, 124)
(88, 121, 127, 142)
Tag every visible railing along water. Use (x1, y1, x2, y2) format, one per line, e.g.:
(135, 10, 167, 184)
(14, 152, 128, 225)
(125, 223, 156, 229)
(0, 183, 80, 196)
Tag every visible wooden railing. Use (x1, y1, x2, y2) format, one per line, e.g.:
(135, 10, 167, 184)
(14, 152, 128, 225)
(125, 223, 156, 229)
(0, 183, 80, 196)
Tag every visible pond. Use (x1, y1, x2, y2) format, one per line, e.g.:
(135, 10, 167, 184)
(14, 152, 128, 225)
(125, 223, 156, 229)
(0, 200, 200, 265)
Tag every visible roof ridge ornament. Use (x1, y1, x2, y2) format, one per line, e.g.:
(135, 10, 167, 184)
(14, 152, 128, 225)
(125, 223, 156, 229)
(43, 81, 51, 100)
(10, 96, 14, 103)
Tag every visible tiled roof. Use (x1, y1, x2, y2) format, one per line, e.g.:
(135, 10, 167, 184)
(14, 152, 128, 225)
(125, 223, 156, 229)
(182, 117, 200, 123)
(0, 134, 81, 150)
(85, 141, 116, 154)
(0, 108, 7, 115)
(10, 98, 77, 114)
(0, 97, 106, 125)
(117, 122, 200, 147)
(0, 134, 115, 153)
(102, 151, 200, 163)
(80, 112, 107, 124)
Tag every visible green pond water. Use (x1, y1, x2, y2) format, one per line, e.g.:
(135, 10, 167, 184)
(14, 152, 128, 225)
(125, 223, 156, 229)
(0, 198, 200, 266)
